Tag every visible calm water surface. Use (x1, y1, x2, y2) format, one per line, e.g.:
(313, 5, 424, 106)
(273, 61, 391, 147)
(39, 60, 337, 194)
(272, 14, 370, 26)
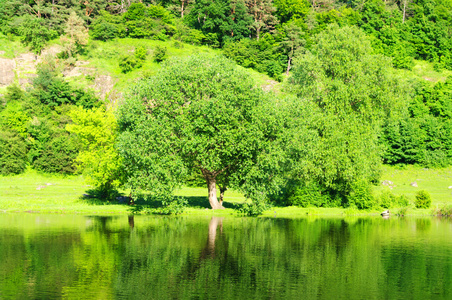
(0, 214, 451, 299)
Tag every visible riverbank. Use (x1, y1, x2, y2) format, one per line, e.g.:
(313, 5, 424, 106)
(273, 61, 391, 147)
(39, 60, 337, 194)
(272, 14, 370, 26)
(1, 166, 451, 216)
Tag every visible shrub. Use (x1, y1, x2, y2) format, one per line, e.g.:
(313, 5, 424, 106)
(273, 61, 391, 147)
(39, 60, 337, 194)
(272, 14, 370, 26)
(0, 130, 28, 175)
(238, 201, 268, 216)
(32, 135, 79, 174)
(396, 206, 409, 216)
(415, 190, 432, 209)
(4, 84, 25, 102)
(153, 46, 167, 62)
(379, 190, 397, 209)
(432, 204, 452, 216)
(287, 181, 329, 207)
(155, 196, 187, 215)
(135, 46, 147, 61)
(119, 54, 142, 73)
(348, 180, 377, 209)
(396, 194, 410, 207)
(0, 102, 29, 137)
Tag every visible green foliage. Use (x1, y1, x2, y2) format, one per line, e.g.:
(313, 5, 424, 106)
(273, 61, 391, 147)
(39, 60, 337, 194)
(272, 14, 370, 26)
(415, 190, 432, 209)
(153, 45, 167, 62)
(4, 84, 24, 103)
(287, 25, 406, 195)
(90, 11, 126, 41)
(31, 134, 78, 174)
(286, 181, 330, 207)
(32, 65, 99, 109)
(223, 35, 283, 79)
(154, 196, 188, 215)
(273, 0, 310, 23)
(238, 201, 269, 216)
(17, 15, 57, 54)
(348, 180, 378, 210)
(432, 204, 452, 216)
(397, 194, 410, 207)
(119, 54, 142, 73)
(118, 54, 281, 208)
(0, 102, 29, 138)
(135, 46, 147, 61)
(378, 189, 397, 209)
(382, 77, 452, 167)
(0, 130, 28, 175)
(187, 0, 252, 45)
(67, 106, 124, 196)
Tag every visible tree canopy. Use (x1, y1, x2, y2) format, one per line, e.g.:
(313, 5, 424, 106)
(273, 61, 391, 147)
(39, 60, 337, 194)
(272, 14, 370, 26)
(117, 54, 281, 209)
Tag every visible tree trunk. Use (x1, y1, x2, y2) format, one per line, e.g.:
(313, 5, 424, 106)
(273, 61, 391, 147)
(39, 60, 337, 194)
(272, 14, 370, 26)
(202, 169, 224, 209)
(181, 0, 185, 18)
(219, 185, 227, 207)
(207, 176, 224, 209)
(402, 1, 406, 23)
(286, 56, 292, 75)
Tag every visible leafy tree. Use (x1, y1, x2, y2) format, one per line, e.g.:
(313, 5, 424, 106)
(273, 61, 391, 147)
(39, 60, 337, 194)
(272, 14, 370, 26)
(60, 11, 89, 57)
(273, 0, 311, 23)
(281, 23, 305, 75)
(245, 0, 279, 40)
(188, 0, 253, 44)
(0, 130, 28, 175)
(223, 34, 283, 79)
(90, 10, 126, 41)
(18, 15, 57, 54)
(0, 102, 30, 138)
(32, 134, 79, 174)
(288, 25, 406, 196)
(67, 106, 124, 197)
(117, 55, 281, 209)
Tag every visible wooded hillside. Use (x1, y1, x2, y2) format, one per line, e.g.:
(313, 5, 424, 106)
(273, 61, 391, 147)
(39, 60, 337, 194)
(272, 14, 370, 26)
(1, 0, 451, 212)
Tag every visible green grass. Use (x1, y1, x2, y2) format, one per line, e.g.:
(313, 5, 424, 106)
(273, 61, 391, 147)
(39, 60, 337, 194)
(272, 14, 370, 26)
(1, 165, 451, 216)
(374, 164, 452, 207)
(0, 34, 28, 58)
(396, 59, 452, 83)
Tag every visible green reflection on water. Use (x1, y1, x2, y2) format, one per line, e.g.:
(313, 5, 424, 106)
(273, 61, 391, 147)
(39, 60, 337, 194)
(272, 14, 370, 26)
(0, 215, 451, 299)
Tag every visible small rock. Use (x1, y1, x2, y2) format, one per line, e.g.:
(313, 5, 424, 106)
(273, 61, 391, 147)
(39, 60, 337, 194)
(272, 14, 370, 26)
(46, 183, 52, 186)
(410, 182, 418, 187)
(382, 180, 393, 186)
(448, 186, 452, 189)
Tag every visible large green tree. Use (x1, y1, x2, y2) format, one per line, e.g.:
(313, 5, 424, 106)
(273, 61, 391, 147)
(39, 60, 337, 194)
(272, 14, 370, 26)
(288, 24, 407, 196)
(117, 55, 280, 209)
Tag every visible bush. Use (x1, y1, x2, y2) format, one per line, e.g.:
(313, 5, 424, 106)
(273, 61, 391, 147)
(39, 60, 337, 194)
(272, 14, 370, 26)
(287, 181, 330, 207)
(32, 135, 79, 174)
(0, 130, 28, 175)
(379, 190, 397, 209)
(396, 194, 410, 207)
(153, 46, 167, 62)
(135, 46, 147, 61)
(4, 84, 25, 102)
(119, 54, 142, 73)
(348, 180, 378, 209)
(415, 190, 432, 209)
(238, 201, 269, 216)
(432, 204, 452, 216)
(155, 196, 188, 215)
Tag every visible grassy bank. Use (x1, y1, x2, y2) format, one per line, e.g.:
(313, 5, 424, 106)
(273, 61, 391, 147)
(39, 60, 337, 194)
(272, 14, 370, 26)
(1, 166, 451, 216)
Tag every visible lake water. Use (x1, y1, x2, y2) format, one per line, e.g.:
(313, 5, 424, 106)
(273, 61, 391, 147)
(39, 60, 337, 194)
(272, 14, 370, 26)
(0, 214, 451, 299)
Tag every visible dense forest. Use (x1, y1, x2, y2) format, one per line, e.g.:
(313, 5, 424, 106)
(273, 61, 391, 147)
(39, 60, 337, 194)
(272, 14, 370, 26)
(0, 0, 451, 212)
